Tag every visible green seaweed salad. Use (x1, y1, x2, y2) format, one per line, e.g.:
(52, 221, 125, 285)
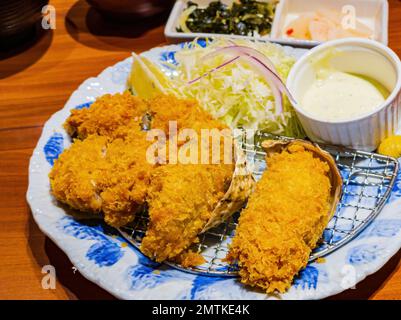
(177, 0, 277, 36)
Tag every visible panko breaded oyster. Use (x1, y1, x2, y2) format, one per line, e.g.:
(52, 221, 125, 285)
(49, 129, 154, 227)
(64, 92, 226, 141)
(142, 150, 254, 265)
(64, 91, 149, 140)
(141, 163, 233, 263)
(227, 140, 342, 293)
(139, 96, 254, 263)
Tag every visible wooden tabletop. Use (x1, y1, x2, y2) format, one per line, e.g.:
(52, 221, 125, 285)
(1, 0, 401, 300)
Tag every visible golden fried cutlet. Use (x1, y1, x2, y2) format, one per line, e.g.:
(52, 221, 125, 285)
(226, 143, 332, 293)
(137, 95, 235, 263)
(64, 91, 148, 139)
(140, 163, 233, 262)
(64, 93, 228, 141)
(49, 130, 154, 227)
(147, 95, 227, 134)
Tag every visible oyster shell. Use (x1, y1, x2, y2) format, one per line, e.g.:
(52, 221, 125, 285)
(202, 142, 256, 232)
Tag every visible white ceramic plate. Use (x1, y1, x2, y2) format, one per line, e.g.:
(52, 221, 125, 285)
(27, 42, 401, 300)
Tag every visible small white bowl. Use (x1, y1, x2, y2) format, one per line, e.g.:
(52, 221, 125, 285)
(164, 0, 276, 43)
(270, 0, 388, 47)
(286, 38, 401, 151)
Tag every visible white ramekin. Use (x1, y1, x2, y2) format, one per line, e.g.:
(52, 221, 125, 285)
(286, 38, 401, 151)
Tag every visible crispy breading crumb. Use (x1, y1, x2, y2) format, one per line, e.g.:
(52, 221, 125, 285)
(176, 251, 206, 268)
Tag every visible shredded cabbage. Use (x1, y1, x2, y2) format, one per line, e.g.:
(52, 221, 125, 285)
(165, 38, 305, 138)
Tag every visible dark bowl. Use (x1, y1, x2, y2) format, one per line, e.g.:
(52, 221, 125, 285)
(86, 0, 175, 20)
(0, 0, 49, 39)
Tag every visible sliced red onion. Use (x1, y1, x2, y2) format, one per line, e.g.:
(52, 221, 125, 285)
(187, 55, 240, 85)
(202, 46, 294, 99)
(210, 47, 295, 113)
(188, 45, 296, 115)
(247, 54, 295, 103)
(241, 55, 284, 115)
(203, 45, 278, 73)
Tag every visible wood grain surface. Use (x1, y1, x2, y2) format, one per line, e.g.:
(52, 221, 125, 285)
(1, 0, 401, 300)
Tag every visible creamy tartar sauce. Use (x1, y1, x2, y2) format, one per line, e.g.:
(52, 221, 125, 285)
(301, 70, 387, 122)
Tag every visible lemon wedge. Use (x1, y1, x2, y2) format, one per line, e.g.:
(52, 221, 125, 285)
(142, 56, 173, 90)
(129, 52, 172, 98)
(378, 135, 401, 158)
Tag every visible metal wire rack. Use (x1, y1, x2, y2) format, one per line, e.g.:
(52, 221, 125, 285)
(119, 131, 399, 277)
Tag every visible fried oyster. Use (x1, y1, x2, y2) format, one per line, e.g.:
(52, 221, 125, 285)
(64, 91, 148, 140)
(227, 140, 342, 293)
(49, 129, 153, 227)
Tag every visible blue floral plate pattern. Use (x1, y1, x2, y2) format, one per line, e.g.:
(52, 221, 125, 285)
(27, 43, 401, 299)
